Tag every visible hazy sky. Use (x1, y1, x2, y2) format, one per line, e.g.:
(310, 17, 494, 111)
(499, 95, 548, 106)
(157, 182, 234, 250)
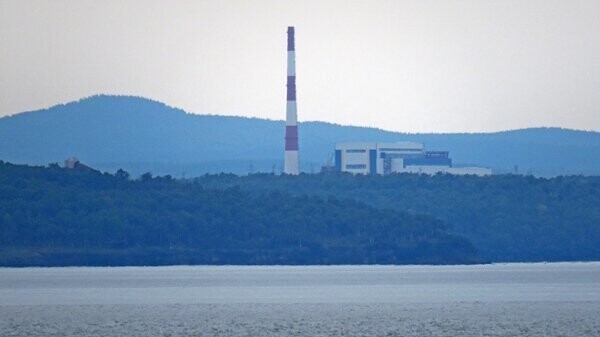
(1, 0, 599, 132)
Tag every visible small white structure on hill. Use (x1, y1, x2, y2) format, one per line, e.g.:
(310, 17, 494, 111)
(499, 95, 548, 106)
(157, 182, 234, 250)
(64, 157, 79, 169)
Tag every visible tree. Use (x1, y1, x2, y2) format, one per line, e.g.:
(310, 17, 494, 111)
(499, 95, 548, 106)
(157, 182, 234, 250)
(140, 172, 152, 182)
(115, 169, 130, 180)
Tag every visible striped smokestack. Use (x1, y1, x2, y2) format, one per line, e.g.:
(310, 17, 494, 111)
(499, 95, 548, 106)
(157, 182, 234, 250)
(284, 26, 299, 175)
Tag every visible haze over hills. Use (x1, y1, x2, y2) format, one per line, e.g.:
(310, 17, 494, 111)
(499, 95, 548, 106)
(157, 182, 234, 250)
(1, 95, 598, 177)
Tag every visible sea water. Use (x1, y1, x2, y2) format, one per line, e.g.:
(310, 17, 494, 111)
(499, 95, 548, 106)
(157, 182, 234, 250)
(1, 263, 599, 336)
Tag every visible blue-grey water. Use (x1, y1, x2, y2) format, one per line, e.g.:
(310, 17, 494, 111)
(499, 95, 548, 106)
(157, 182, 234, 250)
(1, 263, 599, 336)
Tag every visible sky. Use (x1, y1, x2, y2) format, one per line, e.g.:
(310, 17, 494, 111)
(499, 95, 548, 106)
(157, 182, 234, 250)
(0, 0, 599, 133)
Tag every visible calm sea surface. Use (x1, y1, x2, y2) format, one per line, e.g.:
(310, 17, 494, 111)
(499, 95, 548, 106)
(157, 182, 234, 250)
(1, 263, 599, 336)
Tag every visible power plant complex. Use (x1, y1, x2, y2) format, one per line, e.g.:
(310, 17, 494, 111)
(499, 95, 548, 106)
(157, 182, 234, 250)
(334, 142, 491, 176)
(282, 27, 490, 176)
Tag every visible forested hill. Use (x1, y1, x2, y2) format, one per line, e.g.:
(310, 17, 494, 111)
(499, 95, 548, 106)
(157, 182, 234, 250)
(195, 173, 600, 262)
(1, 95, 599, 176)
(0, 162, 481, 267)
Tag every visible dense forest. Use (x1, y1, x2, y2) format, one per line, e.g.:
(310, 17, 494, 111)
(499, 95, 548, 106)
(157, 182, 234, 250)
(0, 162, 481, 266)
(195, 172, 600, 262)
(3, 161, 598, 266)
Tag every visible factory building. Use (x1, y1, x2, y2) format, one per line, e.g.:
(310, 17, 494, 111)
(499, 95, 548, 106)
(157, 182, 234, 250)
(334, 142, 491, 176)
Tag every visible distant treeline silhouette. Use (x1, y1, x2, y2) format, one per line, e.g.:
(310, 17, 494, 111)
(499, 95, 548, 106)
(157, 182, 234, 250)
(0, 162, 481, 266)
(195, 172, 600, 262)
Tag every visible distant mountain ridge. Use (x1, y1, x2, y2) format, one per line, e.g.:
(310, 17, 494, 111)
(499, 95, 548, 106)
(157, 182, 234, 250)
(1, 95, 599, 176)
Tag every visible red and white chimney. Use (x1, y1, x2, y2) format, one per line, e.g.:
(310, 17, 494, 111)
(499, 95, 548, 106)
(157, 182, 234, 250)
(284, 26, 299, 175)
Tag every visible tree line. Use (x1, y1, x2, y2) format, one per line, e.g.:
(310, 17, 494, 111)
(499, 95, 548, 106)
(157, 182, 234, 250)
(195, 171, 600, 262)
(0, 161, 480, 266)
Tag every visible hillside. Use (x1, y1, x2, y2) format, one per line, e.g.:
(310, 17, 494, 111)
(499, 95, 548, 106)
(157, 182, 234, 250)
(0, 162, 481, 266)
(1, 95, 599, 176)
(195, 173, 600, 262)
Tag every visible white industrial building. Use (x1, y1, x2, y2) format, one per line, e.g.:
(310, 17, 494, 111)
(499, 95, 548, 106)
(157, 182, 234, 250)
(334, 142, 491, 176)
